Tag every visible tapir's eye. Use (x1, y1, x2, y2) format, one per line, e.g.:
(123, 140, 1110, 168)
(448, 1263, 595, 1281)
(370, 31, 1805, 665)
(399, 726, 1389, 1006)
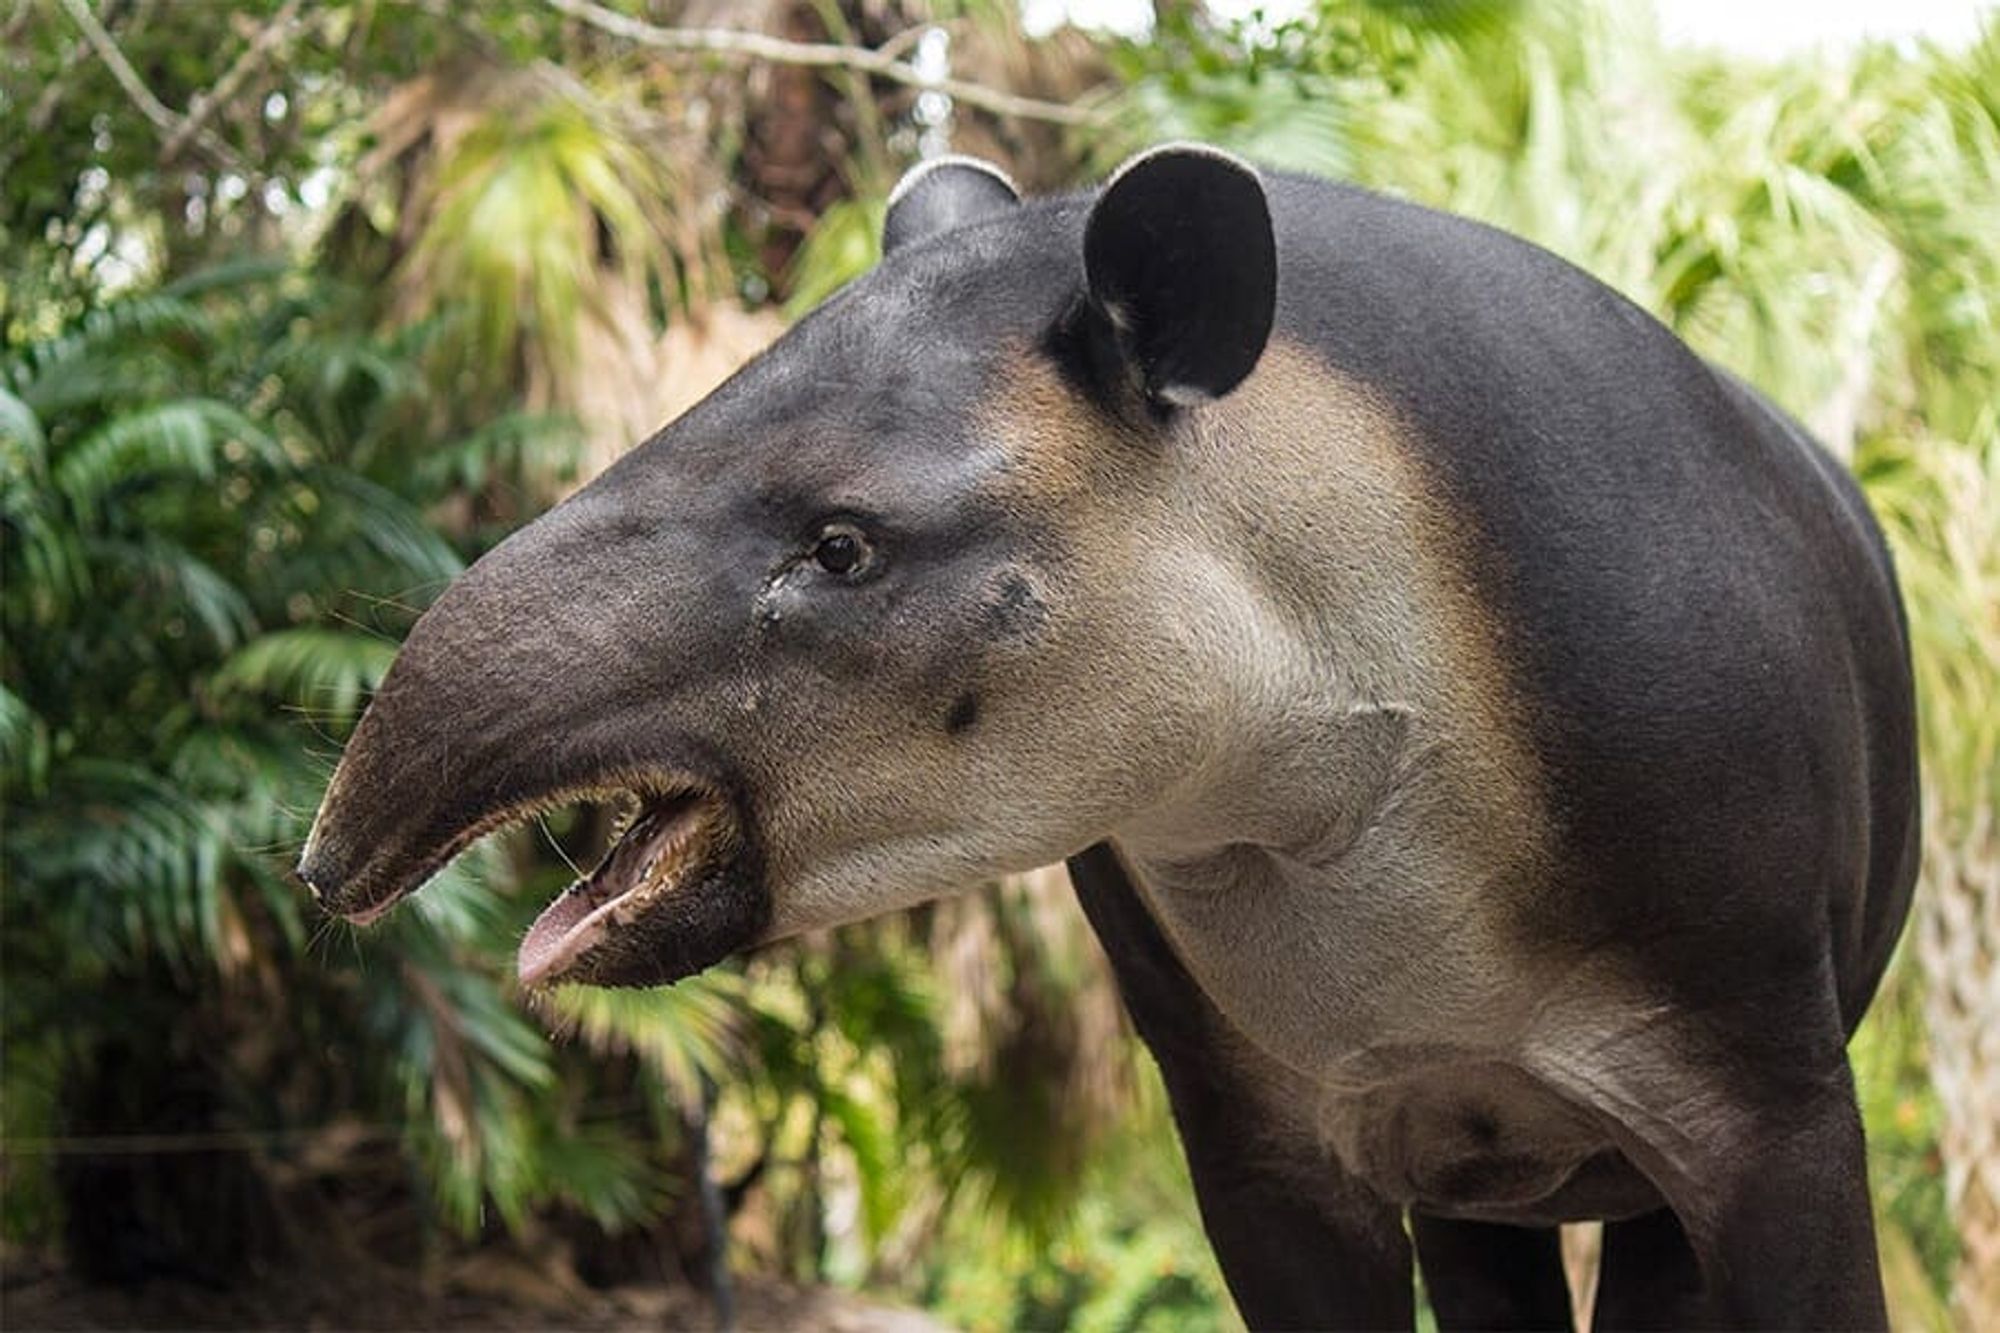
(810, 524, 872, 577)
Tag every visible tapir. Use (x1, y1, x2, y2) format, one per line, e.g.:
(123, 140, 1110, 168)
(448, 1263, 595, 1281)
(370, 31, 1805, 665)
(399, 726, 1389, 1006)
(301, 145, 1920, 1330)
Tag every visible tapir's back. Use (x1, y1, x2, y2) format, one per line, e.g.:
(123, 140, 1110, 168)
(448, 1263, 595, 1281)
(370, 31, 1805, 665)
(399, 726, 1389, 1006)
(1266, 176, 1919, 1031)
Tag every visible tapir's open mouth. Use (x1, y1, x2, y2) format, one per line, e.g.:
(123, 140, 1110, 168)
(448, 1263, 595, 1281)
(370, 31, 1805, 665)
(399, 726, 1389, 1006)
(516, 786, 738, 987)
(308, 767, 769, 990)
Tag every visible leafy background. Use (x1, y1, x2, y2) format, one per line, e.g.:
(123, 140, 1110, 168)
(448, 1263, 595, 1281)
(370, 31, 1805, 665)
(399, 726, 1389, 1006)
(2, 1, 1994, 1329)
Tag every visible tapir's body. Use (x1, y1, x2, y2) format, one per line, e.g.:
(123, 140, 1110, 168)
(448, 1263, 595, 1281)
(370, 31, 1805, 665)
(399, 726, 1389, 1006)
(1061, 174, 1919, 1331)
(303, 151, 1919, 1329)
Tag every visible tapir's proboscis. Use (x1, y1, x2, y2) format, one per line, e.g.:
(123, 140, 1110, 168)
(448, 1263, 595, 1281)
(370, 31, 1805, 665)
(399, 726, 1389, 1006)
(301, 147, 1919, 1330)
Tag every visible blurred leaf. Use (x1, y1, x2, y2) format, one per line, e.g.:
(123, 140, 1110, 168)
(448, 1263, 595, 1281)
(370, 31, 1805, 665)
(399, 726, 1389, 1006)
(542, 973, 749, 1108)
(54, 399, 286, 513)
(786, 197, 887, 319)
(213, 627, 400, 724)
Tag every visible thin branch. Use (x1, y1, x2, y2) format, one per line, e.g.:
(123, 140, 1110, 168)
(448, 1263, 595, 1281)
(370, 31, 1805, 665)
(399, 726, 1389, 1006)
(874, 19, 941, 65)
(55, 0, 246, 171)
(545, 0, 1106, 128)
(3, 0, 40, 48)
(162, 0, 308, 165)
(55, 0, 179, 135)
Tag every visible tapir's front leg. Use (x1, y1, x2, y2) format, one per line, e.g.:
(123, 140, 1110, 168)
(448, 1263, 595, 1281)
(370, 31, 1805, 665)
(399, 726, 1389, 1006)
(1593, 1069, 1886, 1331)
(1539, 984, 1889, 1332)
(1068, 844, 1413, 1330)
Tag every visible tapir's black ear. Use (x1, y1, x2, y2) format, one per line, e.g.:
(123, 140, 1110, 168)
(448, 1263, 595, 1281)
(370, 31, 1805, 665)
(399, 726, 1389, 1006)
(883, 155, 1021, 255)
(1083, 144, 1276, 406)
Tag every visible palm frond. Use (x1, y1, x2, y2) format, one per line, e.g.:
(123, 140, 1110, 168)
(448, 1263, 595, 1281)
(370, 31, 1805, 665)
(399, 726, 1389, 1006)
(280, 467, 465, 596)
(3, 291, 214, 401)
(0, 684, 50, 791)
(541, 974, 750, 1108)
(415, 411, 585, 494)
(90, 535, 259, 651)
(53, 398, 287, 514)
(820, 1079, 905, 1245)
(212, 627, 399, 725)
(11, 757, 233, 970)
(1, 497, 91, 621)
(391, 843, 524, 946)
(261, 332, 425, 462)
(0, 386, 47, 472)
(513, 1109, 670, 1233)
(395, 68, 696, 407)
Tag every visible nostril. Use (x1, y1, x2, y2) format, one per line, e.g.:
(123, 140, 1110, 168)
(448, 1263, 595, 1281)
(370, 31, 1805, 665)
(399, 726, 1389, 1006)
(295, 850, 332, 902)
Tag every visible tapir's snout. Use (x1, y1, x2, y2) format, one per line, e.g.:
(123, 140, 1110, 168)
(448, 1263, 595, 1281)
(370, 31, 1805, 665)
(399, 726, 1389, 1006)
(300, 513, 602, 920)
(298, 493, 770, 987)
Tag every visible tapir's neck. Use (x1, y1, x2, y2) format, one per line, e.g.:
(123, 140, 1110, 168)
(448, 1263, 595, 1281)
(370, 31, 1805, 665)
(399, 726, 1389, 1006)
(1107, 341, 1555, 1085)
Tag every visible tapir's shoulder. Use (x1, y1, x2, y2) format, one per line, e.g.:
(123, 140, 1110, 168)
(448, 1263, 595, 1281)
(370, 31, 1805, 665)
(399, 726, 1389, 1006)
(1235, 173, 1915, 1021)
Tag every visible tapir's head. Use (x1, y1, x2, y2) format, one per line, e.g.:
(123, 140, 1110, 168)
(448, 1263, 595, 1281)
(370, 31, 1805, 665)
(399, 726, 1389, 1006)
(299, 145, 1280, 987)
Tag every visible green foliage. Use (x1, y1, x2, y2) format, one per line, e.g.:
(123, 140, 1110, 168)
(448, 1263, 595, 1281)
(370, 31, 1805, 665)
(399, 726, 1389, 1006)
(733, 920, 1089, 1272)
(0, 1, 567, 316)
(1098, 6, 1354, 179)
(1852, 962, 1960, 1318)
(923, 1066, 1232, 1333)
(541, 973, 749, 1110)
(397, 70, 697, 411)
(0, 263, 649, 1256)
(213, 628, 399, 724)
(785, 197, 888, 319)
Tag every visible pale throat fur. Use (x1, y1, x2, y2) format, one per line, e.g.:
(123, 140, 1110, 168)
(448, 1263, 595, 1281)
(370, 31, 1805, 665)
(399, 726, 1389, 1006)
(986, 336, 1558, 1102)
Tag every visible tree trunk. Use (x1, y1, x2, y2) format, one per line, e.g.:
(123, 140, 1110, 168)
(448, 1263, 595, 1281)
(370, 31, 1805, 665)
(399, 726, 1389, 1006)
(1917, 804, 2000, 1329)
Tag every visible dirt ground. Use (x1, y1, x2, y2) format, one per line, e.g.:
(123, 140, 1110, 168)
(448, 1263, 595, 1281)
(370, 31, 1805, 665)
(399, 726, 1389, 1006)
(1, 1253, 958, 1332)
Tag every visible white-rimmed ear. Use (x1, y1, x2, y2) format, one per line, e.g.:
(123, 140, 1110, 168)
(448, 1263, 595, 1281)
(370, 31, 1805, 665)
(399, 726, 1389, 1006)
(883, 155, 1022, 255)
(1083, 143, 1276, 406)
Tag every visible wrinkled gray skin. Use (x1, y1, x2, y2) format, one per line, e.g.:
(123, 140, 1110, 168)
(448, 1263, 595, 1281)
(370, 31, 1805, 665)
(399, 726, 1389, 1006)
(303, 146, 1919, 1331)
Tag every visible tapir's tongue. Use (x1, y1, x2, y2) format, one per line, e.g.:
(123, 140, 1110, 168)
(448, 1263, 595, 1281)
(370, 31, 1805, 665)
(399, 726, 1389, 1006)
(517, 794, 720, 986)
